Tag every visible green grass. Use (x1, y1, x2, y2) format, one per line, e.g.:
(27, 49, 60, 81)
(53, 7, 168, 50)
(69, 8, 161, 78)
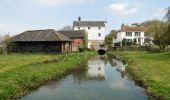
(108, 51, 170, 100)
(0, 52, 96, 99)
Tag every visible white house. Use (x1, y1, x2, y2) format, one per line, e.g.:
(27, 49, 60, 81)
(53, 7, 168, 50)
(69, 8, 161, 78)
(113, 24, 145, 46)
(73, 17, 106, 49)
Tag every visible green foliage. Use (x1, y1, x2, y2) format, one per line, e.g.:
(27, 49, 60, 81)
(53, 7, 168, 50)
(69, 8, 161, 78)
(0, 47, 6, 54)
(141, 19, 162, 36)
(142, 19, 169, 50)
(105, 30, 116, 45)
(122, 38, 126, 46)
(165, 7, 170, 44)
(133, 38, 137, 45)
(153, 22, 169, 50)
(122, 38, 133, 46)
(77, 45, 85, 52)
(83, 31, 88, 48)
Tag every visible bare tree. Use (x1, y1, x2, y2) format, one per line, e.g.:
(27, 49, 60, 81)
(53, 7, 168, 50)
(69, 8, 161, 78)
(165, 7, 170, 21)
(0, 34, 11, 54)
(61, 25, 73, 31)
(2, 34, 11, 46)
(165, 7, 170, 45)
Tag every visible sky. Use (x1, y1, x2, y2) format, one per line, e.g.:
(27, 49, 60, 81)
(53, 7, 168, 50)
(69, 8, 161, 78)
(0, 0, 169, 35)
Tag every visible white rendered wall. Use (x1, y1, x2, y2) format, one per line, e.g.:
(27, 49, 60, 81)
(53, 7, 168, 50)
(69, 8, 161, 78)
(74, 27, 106, 41)
(113, 31, 145, 45)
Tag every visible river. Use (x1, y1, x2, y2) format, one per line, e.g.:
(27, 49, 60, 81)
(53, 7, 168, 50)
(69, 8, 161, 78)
(20, 56, 147, 100)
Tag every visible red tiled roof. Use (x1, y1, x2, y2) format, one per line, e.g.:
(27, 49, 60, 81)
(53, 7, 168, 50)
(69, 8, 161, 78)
(121, 26, 144, 32)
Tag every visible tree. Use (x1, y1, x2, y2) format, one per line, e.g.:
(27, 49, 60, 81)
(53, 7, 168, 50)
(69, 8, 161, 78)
(141, 20, 162, 36)
(164, 7, 170, 43)
(2, 34, 11, 46)
(153, 21, 169, 50)
(165, 7, 170, 22)
(83, 31, 88, 48)
(61, 25, 73, 31)
(0, 34, 11, 54)
(105, 30, 116, 45)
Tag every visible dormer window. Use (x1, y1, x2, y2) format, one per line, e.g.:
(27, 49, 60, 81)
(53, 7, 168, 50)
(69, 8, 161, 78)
(88, 27, 90, 30)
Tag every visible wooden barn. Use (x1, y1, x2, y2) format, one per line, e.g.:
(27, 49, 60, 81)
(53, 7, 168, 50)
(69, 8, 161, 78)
(10, 29, 71, 53)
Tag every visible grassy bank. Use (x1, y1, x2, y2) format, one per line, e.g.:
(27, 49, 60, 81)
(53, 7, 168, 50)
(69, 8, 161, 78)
(0, 52, 96, 99)
(107, 51, 170, 100)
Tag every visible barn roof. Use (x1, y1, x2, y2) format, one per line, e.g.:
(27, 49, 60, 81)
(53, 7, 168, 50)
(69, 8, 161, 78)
(11, 29, 71, 42)
(58, 30, 85, 38)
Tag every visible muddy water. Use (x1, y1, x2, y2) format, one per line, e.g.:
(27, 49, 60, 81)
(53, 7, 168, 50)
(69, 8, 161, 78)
(21, 56, 147, 100)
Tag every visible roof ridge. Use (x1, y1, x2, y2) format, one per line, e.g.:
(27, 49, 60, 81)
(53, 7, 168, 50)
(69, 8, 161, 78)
(52, 30, 62, 40)
(26, 29, 53, 32)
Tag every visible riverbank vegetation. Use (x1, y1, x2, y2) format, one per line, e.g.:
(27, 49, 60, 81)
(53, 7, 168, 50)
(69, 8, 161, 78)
(0, 52, 96, 99)
(107, 51, 170, 100)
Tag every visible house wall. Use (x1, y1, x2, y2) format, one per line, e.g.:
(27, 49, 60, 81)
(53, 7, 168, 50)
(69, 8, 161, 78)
(113, 31, 145, 45)
(74, 26, 106, 48)
(88, 40, 105, 50)
(71, 38, 84, 51)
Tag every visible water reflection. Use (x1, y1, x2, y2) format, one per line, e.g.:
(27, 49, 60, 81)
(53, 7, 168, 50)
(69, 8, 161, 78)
(112, 58, 126, 78)
(87, 56, 105, 80)
(21, 56, 147, 100)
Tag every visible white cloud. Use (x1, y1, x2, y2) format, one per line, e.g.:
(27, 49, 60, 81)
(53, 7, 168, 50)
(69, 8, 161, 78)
(33, 0, 95, 7)
(109, 2, 139, 15)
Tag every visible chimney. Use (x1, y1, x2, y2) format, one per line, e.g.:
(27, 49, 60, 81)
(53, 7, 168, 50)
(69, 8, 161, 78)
(78, 16, 81, 21)
(121, 23, 125, 30)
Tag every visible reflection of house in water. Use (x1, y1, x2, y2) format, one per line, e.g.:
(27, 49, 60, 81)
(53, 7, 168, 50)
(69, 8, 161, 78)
(112, 59, 126, 78)
(87, 57, 106, 80)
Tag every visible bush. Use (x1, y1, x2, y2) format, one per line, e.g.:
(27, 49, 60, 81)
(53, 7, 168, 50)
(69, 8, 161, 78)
(0, 47, 7, 54)
(78, 46, 86, 52)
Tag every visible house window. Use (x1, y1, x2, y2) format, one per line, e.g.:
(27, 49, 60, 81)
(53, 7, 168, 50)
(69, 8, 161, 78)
(78, 27, 80, 29)
(135, 32, 140, 36)
(126, 32, 132, 36)
(98, 27, 101, 30)
(88, 27, 90, 29)
(98, 33, 101, 36)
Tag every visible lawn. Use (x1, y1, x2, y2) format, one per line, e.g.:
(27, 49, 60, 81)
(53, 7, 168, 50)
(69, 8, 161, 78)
(0, 52, 96, 99)
(108, 51, 170, 100)
(0, 53, 57, 73)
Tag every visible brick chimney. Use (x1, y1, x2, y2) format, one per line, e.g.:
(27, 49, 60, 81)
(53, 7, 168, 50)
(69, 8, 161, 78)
(121, 23, 125, 30)
(78, 16, 81, 21)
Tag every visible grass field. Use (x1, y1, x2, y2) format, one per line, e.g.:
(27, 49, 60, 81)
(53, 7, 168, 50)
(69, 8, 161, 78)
(108, 51, 170, 100)
(0, 52, 96, 99)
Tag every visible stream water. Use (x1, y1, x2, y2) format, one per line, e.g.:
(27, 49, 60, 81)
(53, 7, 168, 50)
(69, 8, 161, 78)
(21, 56, 147, 100)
